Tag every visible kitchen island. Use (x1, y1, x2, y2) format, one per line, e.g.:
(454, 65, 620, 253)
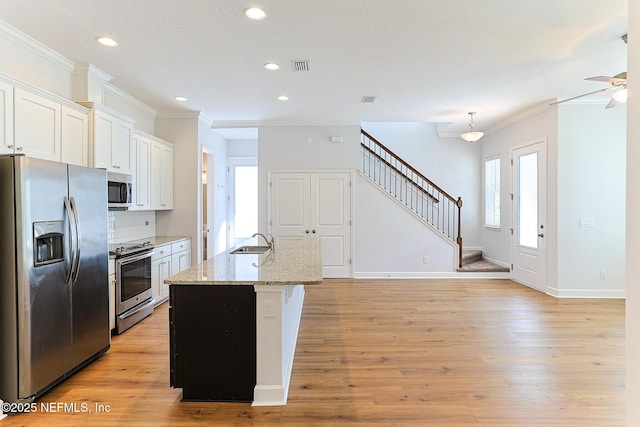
(164, 237, 322, 406)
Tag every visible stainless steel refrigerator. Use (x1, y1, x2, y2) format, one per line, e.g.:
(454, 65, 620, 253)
(0, 155, 110, 403)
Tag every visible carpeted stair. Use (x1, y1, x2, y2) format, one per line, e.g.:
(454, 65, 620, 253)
(457, 249, 510, 273)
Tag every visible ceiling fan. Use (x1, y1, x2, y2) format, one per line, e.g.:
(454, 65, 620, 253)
(551, 33, 628, 109)
(551, 71, 627, 109)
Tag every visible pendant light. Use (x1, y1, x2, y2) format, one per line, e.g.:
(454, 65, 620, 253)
(460, 112, 484, 143)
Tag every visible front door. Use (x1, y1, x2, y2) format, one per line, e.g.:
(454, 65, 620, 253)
(511, 139, 547, 291)
(270, 171, 352, 278)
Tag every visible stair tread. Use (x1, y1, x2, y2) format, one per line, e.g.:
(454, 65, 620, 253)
(457, 259, 510, 273)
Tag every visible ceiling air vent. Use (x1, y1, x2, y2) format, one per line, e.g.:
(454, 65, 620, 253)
(291, 60, 310, 72)
(361, 96, 377, 103)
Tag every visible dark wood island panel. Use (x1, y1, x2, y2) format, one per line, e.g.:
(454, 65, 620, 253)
(169, 285, 256, 402)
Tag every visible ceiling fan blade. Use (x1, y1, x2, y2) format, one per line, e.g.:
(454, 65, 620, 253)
(585, 72, 627, 84)
(605, 97, 620, 109)
(549, 87, 612, 106)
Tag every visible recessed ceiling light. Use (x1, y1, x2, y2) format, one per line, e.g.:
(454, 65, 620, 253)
(174, 96, 188, 102)
(245, 7, 266, 20)
(96, 36, 118, 47)
(264, 62, 280, 71)
(277, 95, 289, 101)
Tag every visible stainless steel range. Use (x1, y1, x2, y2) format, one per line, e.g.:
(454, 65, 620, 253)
(109, 241, 155, 334)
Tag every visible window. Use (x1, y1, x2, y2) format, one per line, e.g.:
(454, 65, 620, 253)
(485, 156, 500, 228)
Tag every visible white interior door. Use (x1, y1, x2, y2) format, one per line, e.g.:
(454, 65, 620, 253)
(311, 172, 352, 278)
(511, 139, 547, 291)
(270, 171, 352, 278)
(270, 172, 310, 242)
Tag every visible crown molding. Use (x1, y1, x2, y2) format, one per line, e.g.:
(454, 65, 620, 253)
(0, 20, 74, 73)
(103, 83, 157, 116)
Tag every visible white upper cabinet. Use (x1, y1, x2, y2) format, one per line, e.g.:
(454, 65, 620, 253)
(14, 87, 61, 162)
(61, 105, 89, 166)
(131, 131, 151, 210)
(0, 80, 13, 155)
(1, 76, 90, 164)
(82, 103, 135, 174)
(150, 139, 173, 210)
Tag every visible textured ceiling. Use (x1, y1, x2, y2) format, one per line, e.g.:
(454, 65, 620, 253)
(0, 0, 628, 135)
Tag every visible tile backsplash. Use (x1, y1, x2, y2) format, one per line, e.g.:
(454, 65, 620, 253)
(108, 210, 156, 243)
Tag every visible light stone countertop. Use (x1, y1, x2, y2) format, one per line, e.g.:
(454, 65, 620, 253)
(164, 236, 323, 286)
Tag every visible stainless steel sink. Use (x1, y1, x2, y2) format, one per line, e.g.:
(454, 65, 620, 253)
(229, 245, 271, 254)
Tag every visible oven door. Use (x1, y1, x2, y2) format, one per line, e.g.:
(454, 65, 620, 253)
(116, 251, 154, 314)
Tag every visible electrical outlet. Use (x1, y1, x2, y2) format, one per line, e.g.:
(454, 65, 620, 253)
(422, 256, 429, 264)
(579, 218, 595, 228)
(264, 300, 275, 318)
(600, 270, 607, 280)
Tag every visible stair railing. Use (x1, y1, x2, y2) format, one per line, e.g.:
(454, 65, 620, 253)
(360, 129, 463, 267)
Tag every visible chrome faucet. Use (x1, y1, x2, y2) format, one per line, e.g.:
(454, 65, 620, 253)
(252, 232, 275, 251)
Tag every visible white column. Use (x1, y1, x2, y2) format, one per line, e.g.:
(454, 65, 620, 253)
(253, 284, 305, 406)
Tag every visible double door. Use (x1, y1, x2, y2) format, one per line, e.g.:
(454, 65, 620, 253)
(269, 171, 352, 278)
(0, 156, 109, 402)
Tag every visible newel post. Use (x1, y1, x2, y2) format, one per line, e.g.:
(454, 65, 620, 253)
(456, 197, 463, 268)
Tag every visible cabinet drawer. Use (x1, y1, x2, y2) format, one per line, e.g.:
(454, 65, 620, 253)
(172, 239, 190, 253)
(152, 244, 172, 260)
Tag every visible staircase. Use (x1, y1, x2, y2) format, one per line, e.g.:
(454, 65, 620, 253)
(458, 249, 510, 273)
(360, 129, 509, 273)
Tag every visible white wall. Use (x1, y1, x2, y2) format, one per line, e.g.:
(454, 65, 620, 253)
(227, 139, 258, 157)
(480, 107, 559, 288)
(155, 114, 201, 264)
(0, 20, 75, 99)
(626, 0, 639, 423)
(557, 104, 626, 297)
(354, 173, 457, 276)
(257, 125, 361, 233)
(362, 122, 482, 247)
(202, 122, 229, 256)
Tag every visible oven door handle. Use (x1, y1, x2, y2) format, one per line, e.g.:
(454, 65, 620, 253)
(118, 298, 156, 320)
(117, 251, 155, 266)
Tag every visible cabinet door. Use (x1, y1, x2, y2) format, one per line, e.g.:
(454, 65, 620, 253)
(160, 256, 171, 300)
(150, 140, 174, 210)
(14, 87, 61, 161)
(135, 135, 151, 209)
(0, 80, 13, 155)
(160, 143, 173, 209)
(112, 120, 134, 174)
(109, 273, 116, 331)
(93, 109, 115, 170)
(61, 106, 89, 166)
(171, 250, 191, 276)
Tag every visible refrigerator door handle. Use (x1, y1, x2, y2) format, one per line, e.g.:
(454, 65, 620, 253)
(69, 196, 82, 283)
(63, 196, 76, 284)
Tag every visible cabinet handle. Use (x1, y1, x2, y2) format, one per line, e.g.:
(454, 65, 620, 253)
(312, 229, 316, 234)
(8, 145, 13, 149)
(16, 146, 23, 151)
(305, 229, 310, 234)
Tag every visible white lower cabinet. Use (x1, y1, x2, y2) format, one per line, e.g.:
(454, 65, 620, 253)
(171, 240, 191, 276)
(152, 244, 172, 305)
(108, 259, 116, 332)
(151, 239, 191, 306)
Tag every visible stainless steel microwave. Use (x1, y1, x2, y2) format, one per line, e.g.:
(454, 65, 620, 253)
(107, 171, 132, 209)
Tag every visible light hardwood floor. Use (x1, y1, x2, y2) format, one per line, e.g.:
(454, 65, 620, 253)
(2, 279, 625, 426)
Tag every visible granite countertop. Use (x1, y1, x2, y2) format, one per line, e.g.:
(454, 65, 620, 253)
(165, 236, 323, 286)
(143, 236, 190, 246)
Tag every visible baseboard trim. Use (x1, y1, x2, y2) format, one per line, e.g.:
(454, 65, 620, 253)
(354, 271, 511, 279)
(546, 286, 626, 299)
